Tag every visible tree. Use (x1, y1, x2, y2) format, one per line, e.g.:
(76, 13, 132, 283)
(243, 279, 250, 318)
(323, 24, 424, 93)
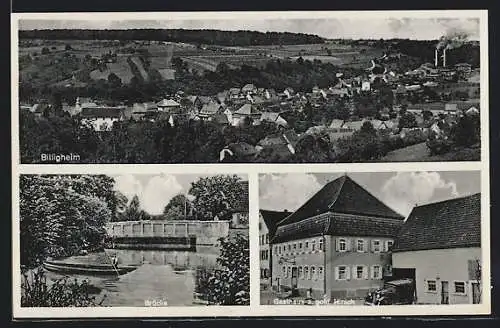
(20, 175, 113, 268)
(163, 194, 194, 220)
(108, 72, 122, 88)
(452, 115, 480, 147)
(422, 110, 433, 122)
(398, 112, 418, 129)
(122, 195, 146, 221)
(195, 234, 249, 305)
(189, 175, 245, 220)
(65, 44, 72, 51)
(41, 47, 50, 55)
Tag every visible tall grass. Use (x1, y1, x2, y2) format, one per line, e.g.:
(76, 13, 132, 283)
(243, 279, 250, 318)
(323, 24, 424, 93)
(21, 267, 105, 307)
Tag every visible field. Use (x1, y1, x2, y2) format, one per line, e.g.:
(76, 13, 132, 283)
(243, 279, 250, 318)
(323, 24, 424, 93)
(89, 57, 135, 83)
(379, 142, 480, 162)
(19, 38, 386, 92)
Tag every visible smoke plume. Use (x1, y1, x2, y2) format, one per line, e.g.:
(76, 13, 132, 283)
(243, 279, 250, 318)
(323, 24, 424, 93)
(436, 28, 470, 50)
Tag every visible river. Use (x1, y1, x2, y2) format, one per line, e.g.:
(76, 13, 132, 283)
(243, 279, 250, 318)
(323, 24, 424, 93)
(42, 247, 220, 307)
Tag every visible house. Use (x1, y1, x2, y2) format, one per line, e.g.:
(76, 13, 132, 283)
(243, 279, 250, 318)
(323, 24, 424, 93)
(466, 106, 479, 116)
(80, 107, 123, 131)
(260, 210, 290, 286)
(271, 175, 405, 299)
(444, 103, 458, 115)
(361, 81, 371, 92)
(157, 99, 181, 113)
(198, 103, 224, 120)
(329, 119, 345, 130)
(342, 120, 365, 131)
(392, 193, 481, 305)
(231, 104, 262, 126)
(219, 142, 258, 162)
(229, 87, 242, 99)
(30, 103, 51, 118)
(242, 83, 257, 94)
(257, 130, 299, 158)
(260, 112, 288, 127)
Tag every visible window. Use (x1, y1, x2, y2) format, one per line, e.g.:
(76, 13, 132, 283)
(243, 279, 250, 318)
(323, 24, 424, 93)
(265, 234, 269, 244)
(454, 281, 466, 294)
(311, 266, 316, 280)
(299, 242, 302, 249)
(282, 266, 286, 277)
(337, 266, 348, 280)
(356, 265, 364, 279)
(357, 239, 365, 252)
(339, 238, 347, 252)
(387, 240, 393, 251)
(372, 265, 381, 279)
(278, 246, 281, 254)
(299, 266, 303, 279)
(312, 240, 316, 251)
(304, 266, 309, 280)
(318, 267, 324, 280)
(319, 238, 324, 251)
(288, 244, 291, 251)
(427, 280, 437, 292)
(287, 266, 291, 278)
(305, 241, 309, 249)
(259, 222, 262, 230)
(293, 243, 297, 250)
(372, 240, 381, 253)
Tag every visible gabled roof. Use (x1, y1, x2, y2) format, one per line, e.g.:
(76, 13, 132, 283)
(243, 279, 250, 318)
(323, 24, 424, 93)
(329, 119, 345, 129)
(393, 193, 481, 252)
(242, 83, 256, 91)
(157, 99, 180, 107)
(200, 102, 222, 115)
(260, 209, 290, 237)
(273, 212, 403, 243)
(277, 175, 404, 227)
(234, 103, 261, 116)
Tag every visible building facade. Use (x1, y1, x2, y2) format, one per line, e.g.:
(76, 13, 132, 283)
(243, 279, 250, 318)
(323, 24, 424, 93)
(392, 193, 481, 305)
(270, 175, 404, 299)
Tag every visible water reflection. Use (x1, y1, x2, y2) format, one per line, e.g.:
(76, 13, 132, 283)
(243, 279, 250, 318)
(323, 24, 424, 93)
(43, 247, 220, 307)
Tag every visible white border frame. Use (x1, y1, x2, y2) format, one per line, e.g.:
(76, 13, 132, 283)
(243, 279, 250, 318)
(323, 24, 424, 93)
(11, 9, 490, 318)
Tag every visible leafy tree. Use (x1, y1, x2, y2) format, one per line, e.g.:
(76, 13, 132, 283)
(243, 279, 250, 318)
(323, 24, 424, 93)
(107, 72, 122, 88)
(41, 47, 50, 55)
(65, 44, 72, 51)
(422, 110, 433, 122)
(163, 194, 194, 220)
(20, 175, 113, 268)
(452, 115, 480, 147)
(123, 195, 146, 221)
(398, 112, 418, 129)
(189, 175, 244, 220)
(195, 234, 249, 305)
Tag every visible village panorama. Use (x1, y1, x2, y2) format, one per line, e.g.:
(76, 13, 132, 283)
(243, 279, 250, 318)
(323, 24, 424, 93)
(18, 25, 480, 163)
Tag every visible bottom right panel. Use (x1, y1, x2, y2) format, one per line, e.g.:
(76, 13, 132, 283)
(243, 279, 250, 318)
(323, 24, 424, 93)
(258, 171, 483, 306)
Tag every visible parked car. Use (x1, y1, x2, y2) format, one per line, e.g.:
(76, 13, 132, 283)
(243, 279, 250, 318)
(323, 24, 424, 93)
(364, 278, 415, 305)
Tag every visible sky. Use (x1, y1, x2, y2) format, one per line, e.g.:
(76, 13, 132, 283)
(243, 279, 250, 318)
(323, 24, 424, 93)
(259, 171, 481, 217)
(18, 17, 480, 41)
(111, 173, 247, 215)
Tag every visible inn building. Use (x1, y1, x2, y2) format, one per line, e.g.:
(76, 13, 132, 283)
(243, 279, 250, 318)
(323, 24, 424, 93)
(270, 175, 405, 299)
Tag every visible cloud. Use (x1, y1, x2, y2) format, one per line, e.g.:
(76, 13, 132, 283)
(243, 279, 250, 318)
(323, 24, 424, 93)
(113, 174, 184, 215)
(113, 174, 143, 202)
(259, 173, 322, 212)
(381, 172, 459, 217)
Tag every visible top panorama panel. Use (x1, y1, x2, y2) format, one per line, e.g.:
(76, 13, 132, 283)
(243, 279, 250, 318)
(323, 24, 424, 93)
(16, 14, 482, 164)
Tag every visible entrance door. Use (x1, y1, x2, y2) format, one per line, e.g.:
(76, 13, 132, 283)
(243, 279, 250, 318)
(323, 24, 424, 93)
(291, 267, 298, 293)
(441, 281, 449, 304)
(472, 282, 481, 304)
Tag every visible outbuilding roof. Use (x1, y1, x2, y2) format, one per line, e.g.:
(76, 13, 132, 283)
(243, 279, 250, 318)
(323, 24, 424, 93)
(393, 193, 481, 252)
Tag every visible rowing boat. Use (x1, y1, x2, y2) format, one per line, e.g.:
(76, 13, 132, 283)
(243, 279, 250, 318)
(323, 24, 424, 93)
(43, 259, 138, 276)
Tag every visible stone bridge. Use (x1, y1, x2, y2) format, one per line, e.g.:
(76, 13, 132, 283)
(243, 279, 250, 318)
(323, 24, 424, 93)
(105, 220, 230, 249)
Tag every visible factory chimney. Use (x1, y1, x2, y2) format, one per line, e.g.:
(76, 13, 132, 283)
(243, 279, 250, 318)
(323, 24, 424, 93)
(435, 48, 439, 67)
(443, 48, 447, 67)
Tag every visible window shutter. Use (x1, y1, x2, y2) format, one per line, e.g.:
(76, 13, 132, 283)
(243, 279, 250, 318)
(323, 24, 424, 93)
(346, 266, 351, 280)
(363, 239, 368, 252)
(352, 265, 357, 279)
(346, 238, 351, 251)
(370, 266, 375, 279)
(335, 238, 339, 251)
(335, 266, 339, 280)
(370, 240, 375, 252)
(363, 266, 369, 279)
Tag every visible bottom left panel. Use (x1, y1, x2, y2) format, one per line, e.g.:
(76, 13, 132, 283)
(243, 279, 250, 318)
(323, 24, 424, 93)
(16, 173, 249, 308)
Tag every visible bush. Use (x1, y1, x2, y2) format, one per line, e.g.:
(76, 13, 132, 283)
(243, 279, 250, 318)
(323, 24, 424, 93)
(194, 234, 249, 305)
(21, 267, 104, 307)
